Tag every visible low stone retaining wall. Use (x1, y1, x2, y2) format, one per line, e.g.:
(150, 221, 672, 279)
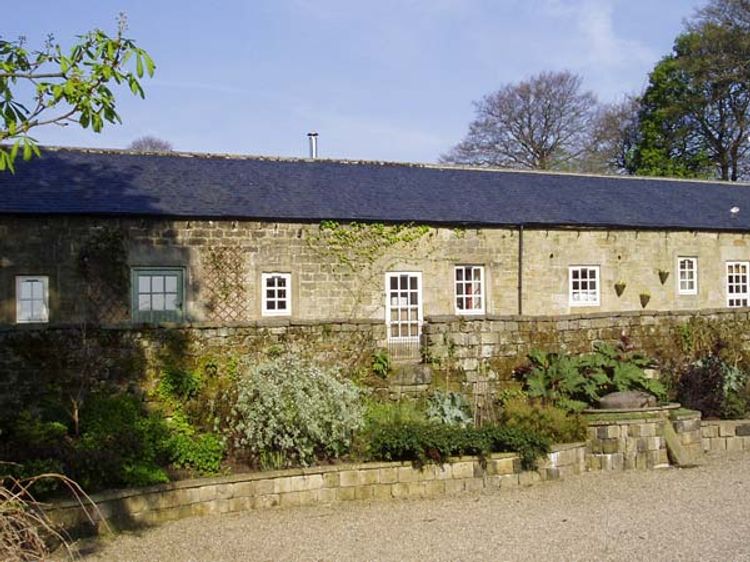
(701, 420, 750, 452)
(584, 407, 702, 471)
(50, 443, 586, 534)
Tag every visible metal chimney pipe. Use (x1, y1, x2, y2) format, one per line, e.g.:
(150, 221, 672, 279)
(307, 132, 319, 159)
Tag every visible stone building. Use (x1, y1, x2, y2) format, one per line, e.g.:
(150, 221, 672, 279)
(2, 147, 750, 382)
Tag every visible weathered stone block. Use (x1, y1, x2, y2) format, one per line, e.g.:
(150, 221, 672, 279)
(339, 470, 360, 487)
(518, 471, 541, 486)
(354, 485, 376, 501)
(727, 437, 744, 452)
(444, 479, 465, 495)
(499, 473, 520, 488)
(336, 487, 356, 501)
(378, 467, 399, 484)
(216, 484, 233, 500)
(701, 424, 719, 438)
(597, 425, 621, 439)
(424, 480, 446, 497)
(463, 478, 484, 492)
(254, 494, 280, 509)
(719, 423, 736, 437)
(323, 472, 340, 488)
(318, 488, 337, 503)
(450, 461, 475, 480)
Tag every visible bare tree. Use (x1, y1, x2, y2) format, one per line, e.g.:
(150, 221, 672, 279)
(127, 135, 173, 152)
(692, 0, 750, 32)
(441, 71, 598, 170)
(583, 96, 641, 175)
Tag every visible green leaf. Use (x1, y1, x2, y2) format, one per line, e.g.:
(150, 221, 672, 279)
(143, 53, 155, 77)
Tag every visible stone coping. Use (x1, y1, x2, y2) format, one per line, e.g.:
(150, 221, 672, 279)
(582, 403, 681, 416)
(3, 307, 749, 333)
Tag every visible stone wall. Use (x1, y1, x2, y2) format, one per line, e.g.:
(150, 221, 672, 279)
(2, 308, 750, 394)
(425, 308, 750, 381)
(701, 420, 750, 452)
(49, 443, 586, 534)
(2, 216, 750, 328)
(583, 408, 703, 471)
(585, 412, 671, 471)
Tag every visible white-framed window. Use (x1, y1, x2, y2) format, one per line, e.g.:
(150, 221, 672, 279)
(132, 267, 185, 323)
(262, 273, 292, 316)
(385, 272, 422, 341)
(569, 266, 600, 307)
(454, 265, 485, 315)
(726, 261, 749, 308)
(16, 276, 49, 323)
(677, 257, 698, 295)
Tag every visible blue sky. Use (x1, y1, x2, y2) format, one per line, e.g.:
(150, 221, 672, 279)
(8, 0, 705, 163)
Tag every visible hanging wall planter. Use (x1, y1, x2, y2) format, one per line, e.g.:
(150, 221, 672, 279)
(614, 281, 627, 297)
(639, 292, 651, 308)
(658, 270, 670, 285)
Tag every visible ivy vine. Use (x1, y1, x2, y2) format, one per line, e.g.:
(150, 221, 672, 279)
(77, 227, 129, 298)
(309, 220, 431, 271)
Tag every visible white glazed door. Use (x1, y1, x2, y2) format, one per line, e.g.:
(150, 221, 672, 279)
(386, 272, 422, 344)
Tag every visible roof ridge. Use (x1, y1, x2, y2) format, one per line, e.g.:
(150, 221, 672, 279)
(39, 145, 750, 188)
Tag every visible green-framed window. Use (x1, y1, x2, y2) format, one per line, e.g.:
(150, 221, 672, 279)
(131, 267, 185, 323)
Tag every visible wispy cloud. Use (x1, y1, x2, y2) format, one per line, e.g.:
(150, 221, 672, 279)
(539, 0, 655, 68)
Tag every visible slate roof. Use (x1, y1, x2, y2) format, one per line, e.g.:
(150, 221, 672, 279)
(2, 147, 750, 231)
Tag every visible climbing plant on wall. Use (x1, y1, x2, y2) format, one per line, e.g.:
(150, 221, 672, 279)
(77, 226, 129, 323)
(201, 246, 249, 322)
(307, 220, 435, 317)
(309, 221, 431, 270)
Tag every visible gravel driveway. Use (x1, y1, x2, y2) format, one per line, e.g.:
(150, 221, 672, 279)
(73, 452, 750, 562)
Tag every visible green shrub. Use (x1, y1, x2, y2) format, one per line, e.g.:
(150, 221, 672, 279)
(158, 367, 202, 403)
(371, 350, 391, 379)
(426, 390, 472, 427)
(500, 399, 587, 444)
(363, 398, 426, 428)
(225, 355, 364, 469)
(676, 354, 749, 419)
(368, 421, 550, 470)
(515, 339, 666, 411)
(164, 412, 225, 474)
(72, 393, 170, 490)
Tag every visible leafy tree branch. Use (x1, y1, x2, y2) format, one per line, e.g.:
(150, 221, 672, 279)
(0, 14, 154, 171)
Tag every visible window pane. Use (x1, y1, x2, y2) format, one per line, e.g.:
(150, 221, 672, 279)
(20, 281, 33, 299)
(456, 268, 464, 281)
(165, 294, 178, 311)
(152, 294, 165, 310)
(138, 294, 151, 311)
(31, 281, 43, 299)
(277, 301, 286, 310)
(20, 300, 32, 319)
(138, 276, 151, 293)
(152, 276, 165, 293)
(165, 276, 177, 292)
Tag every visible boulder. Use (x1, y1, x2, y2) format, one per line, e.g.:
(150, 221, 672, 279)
(597, 390, 656, 410)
